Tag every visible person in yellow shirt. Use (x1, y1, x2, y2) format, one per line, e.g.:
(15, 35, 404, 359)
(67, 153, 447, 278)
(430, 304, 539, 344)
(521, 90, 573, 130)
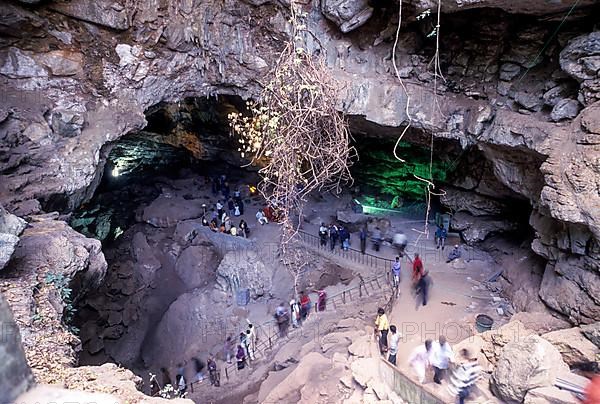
(374, 307, 390, 354)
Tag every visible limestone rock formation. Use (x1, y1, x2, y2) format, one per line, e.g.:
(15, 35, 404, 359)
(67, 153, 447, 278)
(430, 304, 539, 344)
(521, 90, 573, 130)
(0, 293, 33, 402)
(321, 0, 373, 33)
(523, 386, 579, 404)
(490, 335, 569, 403)
(141, 288, 227, 368)
(451, 211, 518, 244)
(542, 327, 600, 367)
(0, 216, 108, 390)
(215, 249, 272, 299)
(454, 320, 535, 372)
(175, 244, 219, 289)
(581, 322, 600, 349)
(559, 32, 600, 106)
(0, 205, 26, 270)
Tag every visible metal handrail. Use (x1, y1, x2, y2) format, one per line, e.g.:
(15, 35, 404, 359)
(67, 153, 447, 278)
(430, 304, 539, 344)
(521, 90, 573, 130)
(296, 229, 395, 270)
(200, 272, 391, 387)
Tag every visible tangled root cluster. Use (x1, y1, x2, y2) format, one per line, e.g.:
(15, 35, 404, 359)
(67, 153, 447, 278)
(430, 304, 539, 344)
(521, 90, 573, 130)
(229, 24, 354, 237)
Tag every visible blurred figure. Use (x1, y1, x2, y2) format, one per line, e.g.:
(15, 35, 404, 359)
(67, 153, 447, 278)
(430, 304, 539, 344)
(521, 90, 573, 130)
(329, 223, 338, 251)
(584, 376, 600, 404)
(393, 232, 408, 255)
(448, 349, 481, 404)
(223, 336, 235, 364)
(317, 289, 327, 311)
(256, 210, 268, 225)
(359, 226, 367, 254)
(408, 339, 432, 383)
(371, 226, 382, 252)
(207, 356, 220, 387)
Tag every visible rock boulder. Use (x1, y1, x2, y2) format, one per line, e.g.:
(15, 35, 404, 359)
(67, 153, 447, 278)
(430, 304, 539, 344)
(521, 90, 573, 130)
(581, 322, 600, 349)
(174, 244, 219, 288)
(0, 205, 26, 270)
(215, 249, 272, 299)
(491, 335, 569, 403)
(321, 0, 373, 33)
(542, 327, 600, 367)
(0, 293, 34, 402)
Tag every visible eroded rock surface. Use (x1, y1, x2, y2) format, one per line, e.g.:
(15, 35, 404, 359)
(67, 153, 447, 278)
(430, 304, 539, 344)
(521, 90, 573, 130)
(490, 334, 569, 403)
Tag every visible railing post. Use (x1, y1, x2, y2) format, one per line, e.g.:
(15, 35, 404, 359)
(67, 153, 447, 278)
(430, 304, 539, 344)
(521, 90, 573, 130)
(342, 291, 346, 304)
(225, 366, 229, 380)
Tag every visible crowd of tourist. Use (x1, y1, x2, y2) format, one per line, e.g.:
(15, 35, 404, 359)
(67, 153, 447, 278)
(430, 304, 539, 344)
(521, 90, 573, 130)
(375, 306, 481, 404)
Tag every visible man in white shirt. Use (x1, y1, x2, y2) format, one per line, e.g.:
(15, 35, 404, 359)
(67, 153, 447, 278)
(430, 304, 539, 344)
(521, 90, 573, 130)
(408, 339, 432, 383)
(387, 325, 401, 365)
(430, 335, 454, 384)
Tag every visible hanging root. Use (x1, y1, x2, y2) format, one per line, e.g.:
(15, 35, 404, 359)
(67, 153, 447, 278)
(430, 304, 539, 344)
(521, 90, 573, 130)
(229, 4, 354, 283)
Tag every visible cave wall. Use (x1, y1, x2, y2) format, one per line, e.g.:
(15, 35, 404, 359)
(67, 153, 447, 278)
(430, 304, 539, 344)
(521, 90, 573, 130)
(0, 0, 599, 331)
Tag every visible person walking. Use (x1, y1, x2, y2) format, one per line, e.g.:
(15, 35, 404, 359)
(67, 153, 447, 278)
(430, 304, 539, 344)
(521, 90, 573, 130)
(329, 223, 338, 251)
(227, 198, 235, 216)
(388, 325, 401, 366)
(392, 232, 408, 256)
(317, 289, 327, 311)
(275, 302, 289, 337)
(239, 332, 249, 360)
(223, 336, 235, 364)
(290, 299, 301, 328)
(299, 291, 311, 320)
(415, 260, 430, 308)
(239, 219, 249, 237)
(339, 226, 350, 251)
(246, 324, 257, 361)
(435, 225, 447, 250)
(359, 226, 367, 254)
(175, 363, 187, 396)
(236, 344, 247, 370)
(207, 356, 220, 386)
(374, 307, 390, 355)
(408, 339, 433, 384)
(319, 223, 328, 247)
(216, 200, 224, 219)
(412, 253, 423, 284)
(391, 256, 401, 289)
(448, 349, 481, 404)
(431, 335, 454, 384)
(371, 226, 382, 252)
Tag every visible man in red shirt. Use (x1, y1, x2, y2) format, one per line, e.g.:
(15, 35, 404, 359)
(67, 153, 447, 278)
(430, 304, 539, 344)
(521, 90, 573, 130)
(299, 291, 311, 320)
(412, 253, 424, 284)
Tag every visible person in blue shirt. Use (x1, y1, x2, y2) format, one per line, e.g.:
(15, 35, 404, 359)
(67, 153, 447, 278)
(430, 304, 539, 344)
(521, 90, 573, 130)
(435, 225, 447, 250)
(391, 256, 401, 288)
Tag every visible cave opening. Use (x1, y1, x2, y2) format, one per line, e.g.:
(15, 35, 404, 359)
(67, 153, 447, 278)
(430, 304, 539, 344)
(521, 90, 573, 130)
(70, 95, 266, 373)
(67, 95, 538, 398)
